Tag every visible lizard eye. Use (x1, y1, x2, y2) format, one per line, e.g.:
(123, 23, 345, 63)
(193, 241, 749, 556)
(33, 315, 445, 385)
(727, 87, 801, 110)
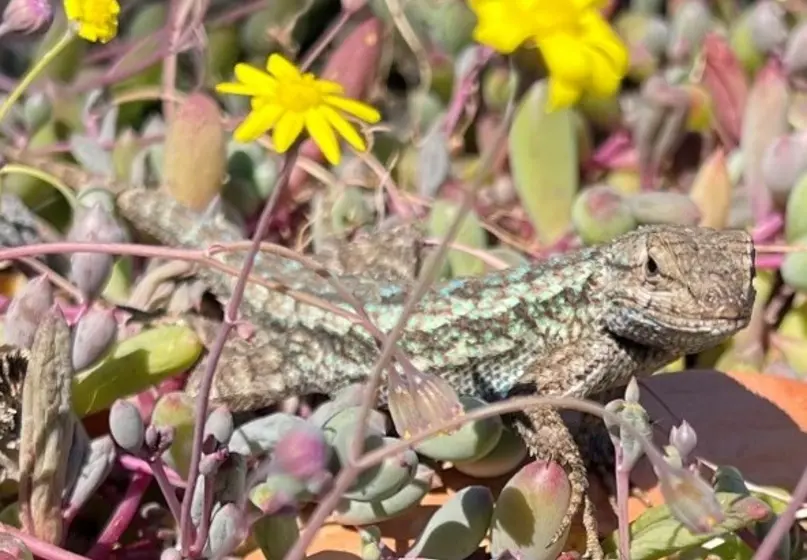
(646, 255, 659, 278)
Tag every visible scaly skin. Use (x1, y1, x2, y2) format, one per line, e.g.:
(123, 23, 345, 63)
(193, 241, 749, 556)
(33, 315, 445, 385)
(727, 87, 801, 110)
(116, 189, 755, 405)
(115, 188, 757, 558)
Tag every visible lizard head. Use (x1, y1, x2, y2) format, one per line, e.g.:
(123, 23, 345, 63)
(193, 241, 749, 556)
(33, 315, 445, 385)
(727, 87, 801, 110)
(602, 225, 756, 354)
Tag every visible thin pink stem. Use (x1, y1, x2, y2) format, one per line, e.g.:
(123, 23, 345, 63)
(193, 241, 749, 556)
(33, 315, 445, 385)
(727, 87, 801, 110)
(755, 254, 783, 270)
(177, 144, 300, 556)
(615, 447, 631, 560)
(443, 46, 494, 135)
(285, 104, 514, 560)
(300, 10, 353, 71)
(753, 464, 807, 559)
(0, 522, 92, 560)
(189, 474, 216, 556)
(150, 458, 183, 524)
(752, 213, 784, 243)
(87, 473, 152, 560)
(206, 0, 267, 28)
(119, 455, 185, 488)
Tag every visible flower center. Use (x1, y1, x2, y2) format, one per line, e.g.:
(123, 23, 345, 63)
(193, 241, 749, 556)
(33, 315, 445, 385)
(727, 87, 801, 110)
(276, 74, 322, 113)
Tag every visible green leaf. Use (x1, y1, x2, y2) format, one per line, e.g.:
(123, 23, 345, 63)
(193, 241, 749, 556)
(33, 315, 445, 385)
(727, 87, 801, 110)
(508, 79, 578, 246)
(602, 492, 772, 560)
(677, 534, 754, 560)
(72, 325, 203, 417)
(428, 200, 488, 278)
(252, 513, 300, 560)
(151, 392, 195, 478)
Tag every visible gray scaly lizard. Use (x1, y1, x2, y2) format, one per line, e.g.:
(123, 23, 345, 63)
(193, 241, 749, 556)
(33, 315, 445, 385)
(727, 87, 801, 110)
(114, 188, 756, 558)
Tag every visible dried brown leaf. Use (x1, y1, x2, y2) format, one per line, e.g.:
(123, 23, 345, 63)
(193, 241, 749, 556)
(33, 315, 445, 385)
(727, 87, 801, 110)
(18, 306, 76, 545)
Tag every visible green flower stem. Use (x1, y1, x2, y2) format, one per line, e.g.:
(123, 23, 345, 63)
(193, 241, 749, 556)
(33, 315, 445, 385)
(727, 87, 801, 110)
(0, 27, 77, 126)
(0, 164, 79, 210)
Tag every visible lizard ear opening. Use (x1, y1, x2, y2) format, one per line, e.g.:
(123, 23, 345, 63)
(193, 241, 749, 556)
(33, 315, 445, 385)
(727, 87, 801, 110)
(645, 255, 660, 279)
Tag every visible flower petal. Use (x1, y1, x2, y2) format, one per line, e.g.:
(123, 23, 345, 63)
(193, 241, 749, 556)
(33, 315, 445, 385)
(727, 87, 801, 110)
(66, 0, 120, 43)
(537, 34, 592, 86)
(586, 52, 624, 98)
(267, 53, 302, 81)
(581, 12, 628, 69)
(233, 104, 284, 143)
(320, 105, 366, 153)
(234, 63, 278, 90)
(273, 111, 305, 153)
(324, 95, 381, 124)
(468, 0, 535, 53)
(315, 78, 346, 95)
(573, 0, 609, 10)
(64, 0, 79, 20)
(216, 82, 266, 97)
(547, 77, 582, 111)
(305, 109, 341, 165)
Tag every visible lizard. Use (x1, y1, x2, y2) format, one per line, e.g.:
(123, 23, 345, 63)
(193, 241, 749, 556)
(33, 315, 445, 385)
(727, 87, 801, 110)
(113, 188, 757, 559)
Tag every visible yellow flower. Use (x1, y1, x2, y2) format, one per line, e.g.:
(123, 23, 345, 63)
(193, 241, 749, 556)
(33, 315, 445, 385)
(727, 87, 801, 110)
(468, 0, 628, 110)
(216, 54, 381, 165)
(63, 0, 120, 43)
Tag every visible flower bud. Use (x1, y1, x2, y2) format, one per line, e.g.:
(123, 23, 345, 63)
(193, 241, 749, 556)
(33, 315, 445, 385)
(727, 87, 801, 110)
(199, 450, 228, 478)
(4, 275, 54, 349)
(604, 394, 652, 471)
(67, 204, 127, 300)
(669, 420, 698, 461)
(388, 368, 464, 440)
(109, 399, 145, 453)
(144, 424, 174, 455)
(71, 307, 117, 371)
(273, 423, 329, 480)
(656, 464, 724, 533)
(0, 0, 51, 37)
(204, 406, 234, 447)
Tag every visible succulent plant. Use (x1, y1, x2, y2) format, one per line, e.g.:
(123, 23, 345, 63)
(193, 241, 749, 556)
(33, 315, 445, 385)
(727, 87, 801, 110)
(453, 425, 527, 478)
(109, 399, 145, 453)
(572, 185, 637, 245)
(2, 1, 806, 558)
(330, 463, 435, 525)
(404, 485, 494, 560)
(71, 307, 118, 371)
(4, 275, 54, 349)
(414, 396, 503, 463)
(626, 192, 702, 226)
(490, 460, 572, 560)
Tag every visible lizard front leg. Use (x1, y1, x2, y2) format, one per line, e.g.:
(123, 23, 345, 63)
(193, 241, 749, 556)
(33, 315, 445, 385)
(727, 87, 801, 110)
(504, 334, 639, 559)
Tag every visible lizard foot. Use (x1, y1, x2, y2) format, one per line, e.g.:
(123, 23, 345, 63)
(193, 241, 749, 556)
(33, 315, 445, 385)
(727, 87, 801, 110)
(511, 405, 604, 560)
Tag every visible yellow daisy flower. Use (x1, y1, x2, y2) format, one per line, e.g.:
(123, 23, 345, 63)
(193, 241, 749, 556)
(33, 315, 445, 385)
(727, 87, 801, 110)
(468, 0, 628, 111)
(63, 0, 120, 43)
(216, 54, 382, 165)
